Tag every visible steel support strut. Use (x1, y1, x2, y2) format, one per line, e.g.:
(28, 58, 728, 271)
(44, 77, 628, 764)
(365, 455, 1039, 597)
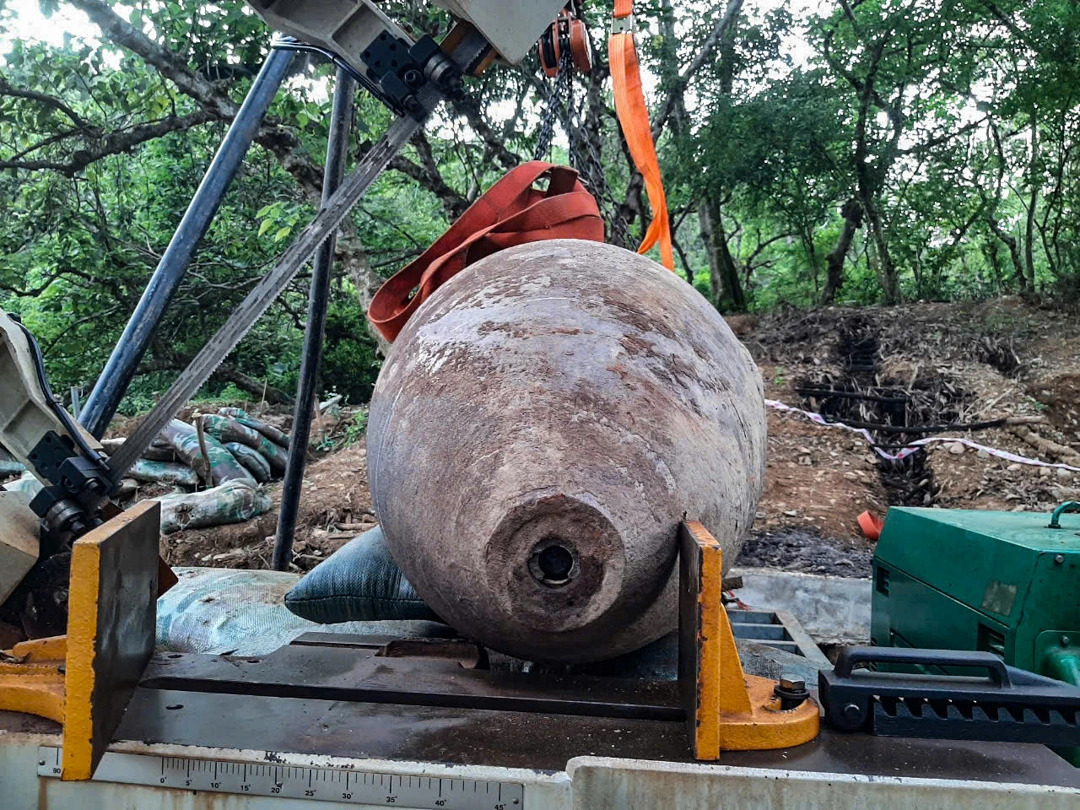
(80, 48, 296, 438)
(104, 27, 488, 482)
(272, 68, 357, 571)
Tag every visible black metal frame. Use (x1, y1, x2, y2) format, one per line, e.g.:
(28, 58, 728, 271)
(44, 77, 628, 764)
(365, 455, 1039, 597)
(820, 646, 1080, 745)
(80, 47, 298, 438)
(273, 67, 357, 570)
(76, 45, 363, 572)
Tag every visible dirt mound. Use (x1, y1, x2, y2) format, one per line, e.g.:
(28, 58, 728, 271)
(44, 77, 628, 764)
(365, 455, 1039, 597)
(1032, 372, 1080, 435)
(756, 410, 886, 539)
(749, 298, 1079, 572)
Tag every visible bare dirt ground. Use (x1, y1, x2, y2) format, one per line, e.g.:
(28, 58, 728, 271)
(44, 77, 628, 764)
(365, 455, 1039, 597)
(154, 297, 1079, 577)
(742, 298, 1080, 572)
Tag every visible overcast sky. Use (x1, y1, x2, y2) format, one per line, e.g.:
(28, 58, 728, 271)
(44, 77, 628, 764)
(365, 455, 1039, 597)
(3, 0, 97, 49)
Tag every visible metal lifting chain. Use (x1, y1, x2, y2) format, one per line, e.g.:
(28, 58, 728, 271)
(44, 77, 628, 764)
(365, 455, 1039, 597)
(533, 40, 633, 249)
(532, 45, 575, 162)
(573, 112, 634, 250)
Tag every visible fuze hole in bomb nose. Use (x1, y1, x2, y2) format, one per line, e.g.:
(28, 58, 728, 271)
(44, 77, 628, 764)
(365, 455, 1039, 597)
(529, 539, 578, 587)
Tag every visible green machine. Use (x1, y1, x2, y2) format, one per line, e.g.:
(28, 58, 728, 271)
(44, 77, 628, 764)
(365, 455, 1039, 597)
(872, 502, 1080, 693)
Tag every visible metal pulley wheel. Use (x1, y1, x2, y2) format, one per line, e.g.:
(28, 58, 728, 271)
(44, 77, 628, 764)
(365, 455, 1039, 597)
(539, 6, 592, 77)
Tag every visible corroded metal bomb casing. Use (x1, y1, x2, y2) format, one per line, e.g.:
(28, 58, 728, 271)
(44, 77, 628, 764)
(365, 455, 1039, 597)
(368, 240, 766, 662)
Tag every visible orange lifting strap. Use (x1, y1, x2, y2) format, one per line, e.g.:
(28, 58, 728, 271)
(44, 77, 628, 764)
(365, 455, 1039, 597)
(609, 0, 675, 271)
(369, 162, 604, 341)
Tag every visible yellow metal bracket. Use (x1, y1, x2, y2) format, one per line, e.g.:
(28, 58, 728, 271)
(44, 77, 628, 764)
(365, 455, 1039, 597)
(679, 521, 820, 760)
(0, 500, 161, 780)
(0, 635, 67, 724)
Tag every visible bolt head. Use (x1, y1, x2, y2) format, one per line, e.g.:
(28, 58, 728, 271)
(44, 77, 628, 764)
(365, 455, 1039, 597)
(1062, 635, 1072, 647)
(779, 677, 806, 692)
(843, 702, 862, 721)
(1055, 554, 1066, 564)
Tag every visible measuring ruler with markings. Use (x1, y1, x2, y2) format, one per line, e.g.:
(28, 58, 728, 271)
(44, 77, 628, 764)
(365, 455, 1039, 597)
(38, 746, 525, 809)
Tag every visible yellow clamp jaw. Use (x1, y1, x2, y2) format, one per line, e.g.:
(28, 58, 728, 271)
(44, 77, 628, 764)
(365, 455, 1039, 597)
(679, 521, 820, 759)
(0, 502, 160, 780)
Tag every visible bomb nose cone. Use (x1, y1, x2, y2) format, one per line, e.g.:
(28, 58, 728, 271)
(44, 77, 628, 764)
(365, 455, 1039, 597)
(486, 492, 626, 634)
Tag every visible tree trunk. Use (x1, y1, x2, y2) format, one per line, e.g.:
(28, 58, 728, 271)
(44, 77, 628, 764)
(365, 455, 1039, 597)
(1024, 119, 1039, 290)
(984, 240, 1003, 290)
(699, 196, 747, 312)
(853, 157, 899, 304)
(854, 152, 899, 303)
(801, 227, 820, 296)
(987, 217, 1027, 291)
(870, 207, 901, 305)
(338, 233, 392, 357)
(699, 204, 723, 307)
(697, 0, 746, 313)
(847, 38, 901, 305)
(822, 198, 862, 305)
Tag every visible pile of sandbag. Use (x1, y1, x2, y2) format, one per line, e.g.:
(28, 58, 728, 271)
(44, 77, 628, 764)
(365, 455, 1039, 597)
(2, 409, 290, 537)
(103, 408, 289, 534)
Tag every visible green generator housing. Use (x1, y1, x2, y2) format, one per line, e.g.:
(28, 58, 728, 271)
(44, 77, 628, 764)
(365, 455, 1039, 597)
(872, 505, 1080, 689)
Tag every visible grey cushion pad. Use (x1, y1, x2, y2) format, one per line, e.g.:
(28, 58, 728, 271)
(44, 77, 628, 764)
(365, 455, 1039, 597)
(285, 526, 442, 624)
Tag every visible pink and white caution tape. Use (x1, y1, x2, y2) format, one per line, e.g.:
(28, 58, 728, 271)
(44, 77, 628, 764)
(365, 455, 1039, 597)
(766, 399, 1080, 473)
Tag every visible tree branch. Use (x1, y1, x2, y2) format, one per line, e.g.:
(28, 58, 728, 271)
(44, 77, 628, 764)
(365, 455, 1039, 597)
(0, 75, 95, 131)
(651, 0, 744, 140)
(390, 132, 469, 218)
(449, 91, 522, 171)
(66, 0, 239, 120)
(0, 109, 214, 175)
(137, 358, 294, 405)
(66, 0, 326, 200)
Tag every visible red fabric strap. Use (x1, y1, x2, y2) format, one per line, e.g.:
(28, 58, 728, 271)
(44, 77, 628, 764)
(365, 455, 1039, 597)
(368, 162, 604, 341)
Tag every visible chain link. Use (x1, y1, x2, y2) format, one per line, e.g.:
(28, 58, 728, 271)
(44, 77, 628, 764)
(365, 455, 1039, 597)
(532, 46, 574, 162)
(574, 119, 634, 249)
(533, 34, 634, 249)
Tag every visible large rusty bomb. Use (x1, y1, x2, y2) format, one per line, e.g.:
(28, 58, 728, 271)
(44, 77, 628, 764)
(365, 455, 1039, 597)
(368, 240, 766, 662)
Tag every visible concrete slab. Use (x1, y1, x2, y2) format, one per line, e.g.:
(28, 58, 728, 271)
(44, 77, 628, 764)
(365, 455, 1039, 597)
(730, 567, 871, 645)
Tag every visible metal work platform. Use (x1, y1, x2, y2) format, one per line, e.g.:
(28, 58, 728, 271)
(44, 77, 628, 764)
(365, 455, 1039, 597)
(3, 614, 1080, 808)
(729, 607, 831, 666)
(3, 662, 1080, 809)
(3, 517, 1079, 807)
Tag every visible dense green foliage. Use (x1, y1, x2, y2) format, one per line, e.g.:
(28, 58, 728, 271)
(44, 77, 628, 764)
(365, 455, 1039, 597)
(0, 0, 1077, 417)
